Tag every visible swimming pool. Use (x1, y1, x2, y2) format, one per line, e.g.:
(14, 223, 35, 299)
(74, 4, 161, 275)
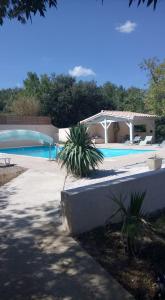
(0, 145, 154, 159)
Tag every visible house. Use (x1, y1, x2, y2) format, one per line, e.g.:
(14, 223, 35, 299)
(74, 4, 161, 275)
(80, 110, 157, 144)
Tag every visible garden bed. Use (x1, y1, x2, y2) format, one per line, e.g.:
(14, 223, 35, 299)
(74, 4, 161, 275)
(77, 213, 165, 300)
(0, 165, 26, 186)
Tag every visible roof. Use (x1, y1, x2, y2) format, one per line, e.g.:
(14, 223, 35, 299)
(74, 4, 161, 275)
(81, 110, 157, 124)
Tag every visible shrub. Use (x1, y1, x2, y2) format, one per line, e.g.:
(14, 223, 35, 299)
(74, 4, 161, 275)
(58, 124, 103, 177)
(111, 192, 149, 257)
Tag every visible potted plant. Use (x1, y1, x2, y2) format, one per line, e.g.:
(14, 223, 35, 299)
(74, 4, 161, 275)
(147, 154, 162, 171)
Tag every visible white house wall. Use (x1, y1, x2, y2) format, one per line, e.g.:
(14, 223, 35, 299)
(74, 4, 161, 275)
(87, 119, 155, 143)
(59, 128, 70, 142)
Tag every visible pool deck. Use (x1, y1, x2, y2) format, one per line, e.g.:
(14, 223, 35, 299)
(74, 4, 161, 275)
(0, 143, 164, 299)
(66, 143, 165, 190)
(0, 147, 136, 300)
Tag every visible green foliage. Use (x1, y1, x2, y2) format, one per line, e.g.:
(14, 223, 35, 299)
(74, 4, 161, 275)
(101, 83, 145, 112)
(141, 58, 165, 116)
(129, 0, 158, 9)
(0, 71, 150, 128)
(58, 125, 104, 177)
(23, 72, 41, 98)
(39, 74, 76, 127)
(0, 88, 21, 113)
(111, 192, 148, 256)
(0, 0, 159, 26)
(0, 0, 57, 25)
(123, 87, 145, 112)
(101, 82, 125, 110)
(8, 95, 41, 116)
(21, 73, 105, 128)
(155, 117, 165, 143)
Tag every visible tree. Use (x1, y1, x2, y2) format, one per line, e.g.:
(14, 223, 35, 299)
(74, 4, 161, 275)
(9, 95, 41, 116)
(58, 125, 103, 177)
(123, 87, 145, 112)
(101, 82, 126, 110)
(0, 88, 21, 112)
(140, 57, 160, 84)
(23, 72, 41, 98)
(0, 0, 159, 26)
(129, 0, 158, 9)
(141, 58, 165, 115)
(0, 0, 57, 25)
(155, 116, 165, 143)
(39, 75, 104, 128)
(70, 81, 105, 124)
(40, 74, 76, 127)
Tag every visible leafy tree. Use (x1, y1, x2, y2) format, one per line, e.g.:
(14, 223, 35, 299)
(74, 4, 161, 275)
(123, 87, 145, 112)
(155, 117, 165, 143)
(0, 0, 57, 25)
(9, 95, 41, 116)
(39, 75, 104, 128)
(140, 57, 160, 84)
(0, 88, 22, 113)
(129, 0, 158, 9)
(101, 82, 125, 110)
(58, 125, 103, 177)
(40, 74, 76, 127)
(70, 81, 105, 124)
(23, 72, 41, 98)
(0, 0, 159, 26)
(141, 58, 165, 115)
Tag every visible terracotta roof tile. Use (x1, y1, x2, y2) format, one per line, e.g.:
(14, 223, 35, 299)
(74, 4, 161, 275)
(81, 110, 157, 123)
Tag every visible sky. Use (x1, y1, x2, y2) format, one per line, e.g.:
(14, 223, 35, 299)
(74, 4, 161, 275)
(0, 0, 165, 90)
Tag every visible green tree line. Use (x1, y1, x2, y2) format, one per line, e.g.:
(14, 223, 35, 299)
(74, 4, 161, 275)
(0, 73, 145, 128)
(0, 57, 165, 140)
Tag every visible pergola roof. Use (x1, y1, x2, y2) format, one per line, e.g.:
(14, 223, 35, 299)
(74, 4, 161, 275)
(81, 110, 157, 124)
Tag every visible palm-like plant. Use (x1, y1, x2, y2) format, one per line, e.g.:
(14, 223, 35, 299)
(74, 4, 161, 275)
(111, 192, 148, 256)
(58, 124, 103, 177)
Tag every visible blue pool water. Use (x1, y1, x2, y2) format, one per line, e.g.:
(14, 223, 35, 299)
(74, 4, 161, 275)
(0, 145, 153, 159)
(99, 148, 153, 158)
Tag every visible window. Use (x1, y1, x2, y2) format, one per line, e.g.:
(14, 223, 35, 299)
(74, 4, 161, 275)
(134, 125, 146, 133)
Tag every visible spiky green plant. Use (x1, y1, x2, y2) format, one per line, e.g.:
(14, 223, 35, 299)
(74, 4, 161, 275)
(111, 192, 148, 256)
(58, 124, 104, 177)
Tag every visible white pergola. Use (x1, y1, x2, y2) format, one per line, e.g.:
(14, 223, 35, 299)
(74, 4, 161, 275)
(80, 110, 157, 144)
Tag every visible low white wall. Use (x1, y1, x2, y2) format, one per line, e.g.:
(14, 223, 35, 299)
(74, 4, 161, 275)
(59, 128, 70, 142)
(61, 168, 165, 234)
(0, 124, 59, 148)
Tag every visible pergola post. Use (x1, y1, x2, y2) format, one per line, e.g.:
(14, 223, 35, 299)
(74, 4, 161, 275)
(126, 121, 134, 144)
(100, 119, 112, 144)
(105, 121, 108, 144)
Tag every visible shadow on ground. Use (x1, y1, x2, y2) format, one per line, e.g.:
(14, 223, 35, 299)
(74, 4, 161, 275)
(90, 169, 126, 179)
(0, 185, 133, 300)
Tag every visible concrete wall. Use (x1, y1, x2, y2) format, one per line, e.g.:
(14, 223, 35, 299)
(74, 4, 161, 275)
(134, 119, 155, 142)
(0, 124, 59, 148)
(87, 119, 155, 143)
(59, 128, 70, 142)
(61, 168, 165, 234)
(57, 119, 155, 144)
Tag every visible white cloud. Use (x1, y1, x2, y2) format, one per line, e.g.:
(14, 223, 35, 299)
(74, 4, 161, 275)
(69, 65, 96, 77)
(116, 20, 137, 33)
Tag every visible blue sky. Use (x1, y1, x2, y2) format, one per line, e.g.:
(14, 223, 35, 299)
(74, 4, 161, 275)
(0, 0, 165, 89)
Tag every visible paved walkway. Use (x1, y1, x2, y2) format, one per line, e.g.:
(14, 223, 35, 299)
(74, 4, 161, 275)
(0, 155, 134, 300)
